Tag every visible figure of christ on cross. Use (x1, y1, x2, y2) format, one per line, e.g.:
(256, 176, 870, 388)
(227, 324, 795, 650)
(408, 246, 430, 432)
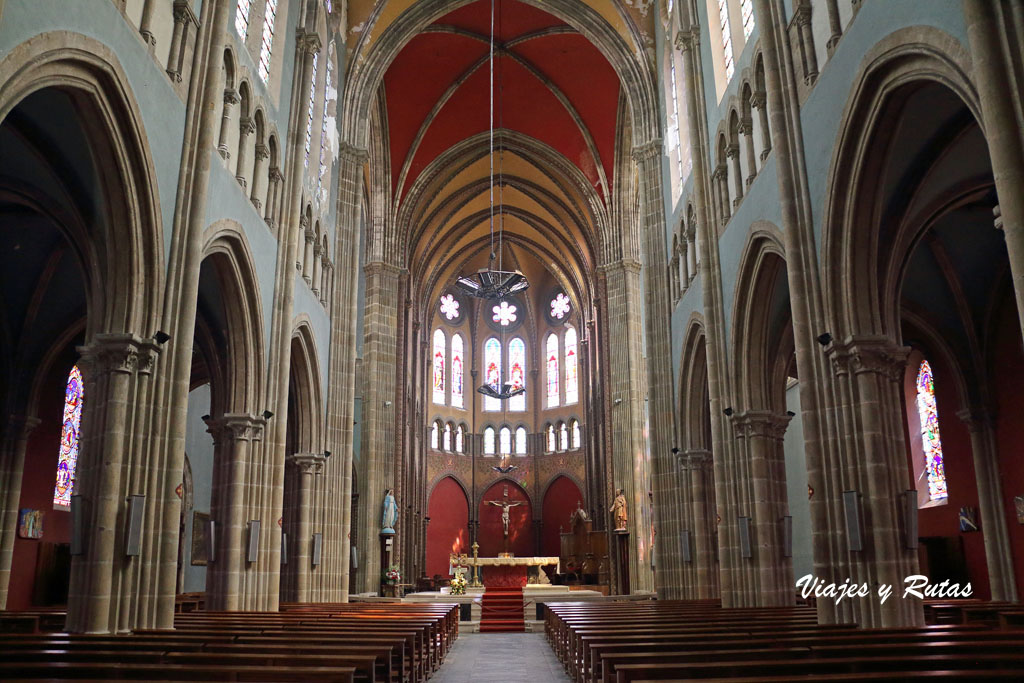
(485, 484, 524, 539)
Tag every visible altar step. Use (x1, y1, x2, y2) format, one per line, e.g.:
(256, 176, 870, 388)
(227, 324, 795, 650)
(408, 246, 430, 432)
(479, 588, 525, 632)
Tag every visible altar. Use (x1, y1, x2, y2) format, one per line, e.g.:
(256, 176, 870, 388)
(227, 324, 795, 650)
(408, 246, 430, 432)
(452, 552, 560, 589)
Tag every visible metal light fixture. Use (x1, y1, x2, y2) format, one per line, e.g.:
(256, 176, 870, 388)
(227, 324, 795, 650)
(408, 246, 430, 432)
(455, 268, 529, 300)
(492, 451, 518, 474)
(476, 382, 525, 400)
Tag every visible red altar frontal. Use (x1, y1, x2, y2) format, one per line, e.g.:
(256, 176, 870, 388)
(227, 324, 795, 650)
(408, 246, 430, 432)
(451, 554, 561, 588)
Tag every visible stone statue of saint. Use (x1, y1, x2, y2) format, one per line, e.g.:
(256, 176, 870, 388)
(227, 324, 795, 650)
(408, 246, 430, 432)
(381, 488, 397, 535)
(611, 489, 628, 531)
(485, 485, 524, 538)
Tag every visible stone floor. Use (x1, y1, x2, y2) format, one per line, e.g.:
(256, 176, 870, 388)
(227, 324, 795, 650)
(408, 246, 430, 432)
(433, 631, 569, 682)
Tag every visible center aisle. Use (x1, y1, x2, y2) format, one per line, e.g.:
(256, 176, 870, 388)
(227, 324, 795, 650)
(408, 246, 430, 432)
(433, 631, 569, 682)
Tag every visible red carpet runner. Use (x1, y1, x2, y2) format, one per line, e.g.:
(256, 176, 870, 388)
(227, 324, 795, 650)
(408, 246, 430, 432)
(479, 587, 525, 632)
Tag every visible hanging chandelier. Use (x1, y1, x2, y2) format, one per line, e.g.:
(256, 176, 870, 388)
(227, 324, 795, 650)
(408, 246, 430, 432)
(476, 381, 525, 400)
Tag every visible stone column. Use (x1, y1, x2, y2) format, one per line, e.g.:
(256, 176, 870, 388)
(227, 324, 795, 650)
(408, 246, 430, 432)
(250, 143, 269, 210)
(235, 116, 254, 189)
(319, 253, 331, 305)
(963, 0, 1024, 345)
(311, 240, 322, 299)
(752, 92, 771, 161)
(321, 262, 333, 307)
(0, 416, 40, 608)
(958, 409, 1018, 601)
(166, 1, 190, 81)
(733, 411, 793, 606)
(217, 89, 238, 159)
(682, 450, 717, 599)
(713, 164, 730, 222)
(740, 117, 758, 186)
(302, 228, 315, 284)
(296, 213, 309, 272)
(288, 453, 325, 602)
(206, 414, 257, 611)
(828, 338, 922, 627)
(265, 167, 282, 231)
(794, 3, 818, 85)
(824, 0, 843, 54)
(139, 0, 158, 47)
(686, 227, 697, 285)
(726, 144, 743, 206)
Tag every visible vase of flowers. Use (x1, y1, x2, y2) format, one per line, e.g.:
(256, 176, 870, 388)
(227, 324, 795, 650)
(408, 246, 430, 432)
(449, 573, 467, 596)
(381, 565, 401, 597)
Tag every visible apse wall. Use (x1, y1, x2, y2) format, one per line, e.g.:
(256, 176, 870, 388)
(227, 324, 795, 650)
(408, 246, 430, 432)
(478, 480, 533, 558)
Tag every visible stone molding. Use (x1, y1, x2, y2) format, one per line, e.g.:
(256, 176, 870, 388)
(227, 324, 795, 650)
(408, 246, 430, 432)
(827, 336, 909, 381)
(288, 452, 326, 475)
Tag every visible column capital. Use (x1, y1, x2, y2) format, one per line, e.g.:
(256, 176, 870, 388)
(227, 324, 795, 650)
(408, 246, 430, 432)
(300, 213, 310, 230)
(750, 91, 767, 109)
(712, 164, 728, 181)
(223, 88, 239, 105)
(269, 166, 284, 183)
(739, 116, 753, 133)
(793, 3, 812, 27)
(209, 413, 262, 442)
(725, 143, 740, 159)
(994, 204, 1003, 231)
(255, 143, 270, 161)
(674, 27, 700, 52)
(956, 407, 996, 433)
(239, 117, 256, 135)
(631, 139, 663, 164)
(6, 414, 42, 439)
(77, 333, 145, 378)
(732, 410, 792, 441)
(827, 336, 909, 381)
(172, 0, 193, 24)
(338, 142, 369, 166)
(297, 30, 322, 56)
(288, 452, 326, 475)
(680, 449, 713, 470)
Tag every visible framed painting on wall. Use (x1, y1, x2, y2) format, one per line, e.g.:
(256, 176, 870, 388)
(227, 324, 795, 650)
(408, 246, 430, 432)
(191, 511, 209, 566)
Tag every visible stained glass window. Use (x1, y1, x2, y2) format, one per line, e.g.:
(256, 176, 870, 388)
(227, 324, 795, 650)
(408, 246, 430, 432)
(564, 326, 578, 405)
(430, 421, 439, 450)
(53, 365, 83, 509)
(235, 0, 252, 38)
(509, 337, 526, 412)
(304, 52, 319, 166)
(439, 294, 460, 321)
(499, 427, 512, 455)
(559, 422, 569, 451)
(484, 427, 496, 455)
(317, 48, 333, 193)
(550, 293, 571, 320)
(546, 424, 556, 452)
(432, 329, 445, 405)
(740, 0, 755, 40)
(451, 333, 464, 408)
(515, 427, 527, 455)
(484, 337, 501, 411)
(546, 333, 559, 408)
(492, 300, 517, 326)
(669, 58, 683, 181)
(571, 419, 581, 450)
(324, 0, 332, 12)
(455, 425, 464, 453)
(257, 0, 278, 82)
(915, 360, 948, 502)
(443, 423, 452, 451)
(718, 0, 735, 81)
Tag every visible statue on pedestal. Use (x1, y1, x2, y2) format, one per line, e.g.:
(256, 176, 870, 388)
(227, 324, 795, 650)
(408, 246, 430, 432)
(485, 485, 524, 538)
(611, 488, 628, 531)
(381, 488, 397, 535)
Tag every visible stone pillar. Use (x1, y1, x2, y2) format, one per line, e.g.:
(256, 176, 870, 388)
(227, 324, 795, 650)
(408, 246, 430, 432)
(682, 450, 717, 599)
(296, 213, 309, 273)
(311, 240, 322, 298)
(320, 254, 331, 306)
(752, 92, 771, 161)
(288, 453, 325, 602)
(235, 116, 254, 189)
(827, 338, 922, 627)
(713, 164, 730, 222)
(166, 1, 190, 81)
(963, 0, 1024, 346)
(958, 409, 1018, 601)
(217, 89, 238, 159)
(265, 167, 282, 231)
(794, 3, 818, 85)
(321, 262, 333, 307)
(741, 117, 758, 186)
(824, 0, 842, 54)
(206, 414, 258, 611)
(686, 227, 697, 285)
(0, 416, 40, 608)
(250, 143, 269, 210)
(733, 411, 793, 606)
(726, 144, 743, 206)
(139, 0, 158, 47)
(302, 229, 315, 284)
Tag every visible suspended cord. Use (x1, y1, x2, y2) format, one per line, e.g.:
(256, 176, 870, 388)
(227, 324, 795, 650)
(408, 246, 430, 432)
(488, 0, 495, 267)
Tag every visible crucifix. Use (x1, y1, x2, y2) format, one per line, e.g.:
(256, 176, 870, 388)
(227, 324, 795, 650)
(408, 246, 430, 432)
(485, 484, 524, 547)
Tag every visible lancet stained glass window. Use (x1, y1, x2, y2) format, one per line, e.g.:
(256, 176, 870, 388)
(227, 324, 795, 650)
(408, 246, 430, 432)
(54, 365, 83, 509)
(499, 427, 512, 455)
(451, 334, 464, 408)
(257, 0, 278, 82)
(669, 58, 683, 181)
(565, 326, 578, 405)
(235, 0, 252, 38)
(718, 0, 735, 81)
(484, 427, 496, 455)
(432, 329, 445, 404)
(317, 49, 333, 192)
(484, 337, 501, 411)
(740, 0, 755, 40)
(304, 52, 319, 166)
(915, 360, 948, 502)
(546, 333, 559, 408)
(509, 337, 526, 412)
(515, 427, 527, 455)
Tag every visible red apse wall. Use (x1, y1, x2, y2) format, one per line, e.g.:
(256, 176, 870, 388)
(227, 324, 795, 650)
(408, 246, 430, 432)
(426, 477, 469, 578)
(993, 297, 1024, 596)
(902, 349, 989, 599)
(541, 476, 582, 557)
(9, 358, 72, 609)
(478, 480, 533, 558)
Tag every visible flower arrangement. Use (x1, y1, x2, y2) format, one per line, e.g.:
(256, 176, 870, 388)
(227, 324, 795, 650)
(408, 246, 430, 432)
(383, 565, 401, 583)
(449, 573, 467, 595)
